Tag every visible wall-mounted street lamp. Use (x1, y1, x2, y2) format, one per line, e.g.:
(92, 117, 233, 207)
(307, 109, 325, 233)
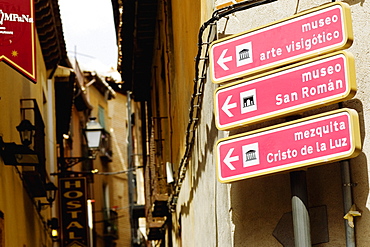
(84, 117, 104, 150)
(16, 119, 36, 147)
(38, 181, 58, 211)
(0, 119, 39, 166)
(45, 182, 58, 205)
(47, 217, 59, 241)
(56, 117, 104, 172)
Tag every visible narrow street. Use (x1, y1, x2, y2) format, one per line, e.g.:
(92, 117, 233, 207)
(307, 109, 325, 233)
(0, 0, 369, 246)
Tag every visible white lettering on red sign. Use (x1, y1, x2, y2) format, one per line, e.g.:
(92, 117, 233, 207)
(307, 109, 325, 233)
(210, 2, 352, 83)
(215, 52, 355, 130)
(216, 109, 360, 183)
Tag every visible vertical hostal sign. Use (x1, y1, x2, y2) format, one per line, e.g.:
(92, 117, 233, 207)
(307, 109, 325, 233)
(59, 177, 89, 247)
(0, 0, 36, 82)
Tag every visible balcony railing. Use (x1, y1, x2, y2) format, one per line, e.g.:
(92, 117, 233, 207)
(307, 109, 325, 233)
(104, 209, 119, 240)
(100, 130, 113, 161)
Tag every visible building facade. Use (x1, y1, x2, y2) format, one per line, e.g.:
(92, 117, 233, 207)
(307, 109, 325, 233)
(0, 1, 135, 246)
(0, 0, 69, 246)
(113, 0, 370, 246)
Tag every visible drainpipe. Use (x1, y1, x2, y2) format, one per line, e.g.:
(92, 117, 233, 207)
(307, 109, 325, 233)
(46, 79, 57, 179)
(127, 91, 135, 246)
(341, 160, 355, 247)
(338, 99, 356, 246)
(47, 78, 58, 246)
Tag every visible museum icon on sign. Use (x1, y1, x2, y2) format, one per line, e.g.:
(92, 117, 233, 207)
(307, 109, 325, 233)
(242, 142, 260, 167)
(236, 42, 253, 67)
(240, 89, 257, 114)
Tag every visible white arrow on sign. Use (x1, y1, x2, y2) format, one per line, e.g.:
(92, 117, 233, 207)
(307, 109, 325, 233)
(224, 148, 238, 170)
(217, 49, 233, 71)
(221, 95, 237, 117)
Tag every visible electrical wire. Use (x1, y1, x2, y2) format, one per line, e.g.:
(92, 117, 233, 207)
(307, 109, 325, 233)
(95, 166, 142, 175)
(168, 0, 277, 212)
(93, 213, 126, 223)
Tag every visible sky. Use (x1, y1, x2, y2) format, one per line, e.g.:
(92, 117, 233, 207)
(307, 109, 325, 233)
(58, 0, 119, 79)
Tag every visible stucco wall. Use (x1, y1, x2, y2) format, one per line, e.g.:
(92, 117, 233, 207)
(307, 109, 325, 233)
(108, 92, 134, 246)
(0, 35, 52, 246)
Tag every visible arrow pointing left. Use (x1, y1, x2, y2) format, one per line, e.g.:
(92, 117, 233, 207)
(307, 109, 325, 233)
(217, 49, 233, 71)
(221, 95, 237, 117)
(224, 148, 238, 170)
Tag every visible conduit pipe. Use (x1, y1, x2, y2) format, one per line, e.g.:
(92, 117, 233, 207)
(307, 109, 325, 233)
(338, 98, 356, 246)
(341, 160, 356, 247)
(169, 0, 277, 212)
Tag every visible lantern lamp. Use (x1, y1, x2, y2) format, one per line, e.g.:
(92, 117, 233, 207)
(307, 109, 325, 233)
(83, 117, 104, 149)
(45, 182, 58, 205)
(16, 119, 36, 147)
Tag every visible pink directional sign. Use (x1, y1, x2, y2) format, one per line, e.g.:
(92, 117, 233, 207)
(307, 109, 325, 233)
(210, 2, 353, 83)
(216, 109, 361, 183)
(214, 51, 356, 130)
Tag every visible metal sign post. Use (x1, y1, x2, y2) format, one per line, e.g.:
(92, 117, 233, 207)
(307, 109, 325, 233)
(291, 170, 312, 246)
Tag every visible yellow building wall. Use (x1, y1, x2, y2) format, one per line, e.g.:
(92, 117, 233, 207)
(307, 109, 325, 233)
(0, 35, 54, 246)
(148, 1, 214, 245)
(108, 92, 131, 246)
(151, 0, 214, 168)
(163, 0, 201, 165)
(84, 83, 114, 245)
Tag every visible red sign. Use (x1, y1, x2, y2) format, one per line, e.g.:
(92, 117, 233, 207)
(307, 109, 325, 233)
(215, 51, 356, 130)
(216, 109, 361, 183)
(210, 2, 353, 83)
(0, 0, 37, 82)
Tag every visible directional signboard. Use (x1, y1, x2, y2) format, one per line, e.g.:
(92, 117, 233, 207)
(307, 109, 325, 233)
(210, 2, 353, 83)
(216, 108, 361, 183)
(214, 51, 356, 130)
